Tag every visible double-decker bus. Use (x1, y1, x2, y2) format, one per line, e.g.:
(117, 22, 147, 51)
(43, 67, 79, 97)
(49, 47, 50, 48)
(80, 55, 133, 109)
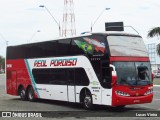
(6, 32, 153, 109)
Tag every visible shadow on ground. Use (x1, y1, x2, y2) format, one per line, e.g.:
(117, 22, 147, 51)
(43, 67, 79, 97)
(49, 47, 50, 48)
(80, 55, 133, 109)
(10, 98, 150, 112)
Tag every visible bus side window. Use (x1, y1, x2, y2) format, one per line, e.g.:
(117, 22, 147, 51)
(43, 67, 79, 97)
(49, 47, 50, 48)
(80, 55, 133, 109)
(67, 69, 75, 85)
(71, 38, 86, 55)
(32, 69, 68, 85)
(53, 69, 67, 85)
(101, 67, 112, 88)
(75, 68, 89, 86)
(58, 39, 71, 56)
(90, 35, 106, 55)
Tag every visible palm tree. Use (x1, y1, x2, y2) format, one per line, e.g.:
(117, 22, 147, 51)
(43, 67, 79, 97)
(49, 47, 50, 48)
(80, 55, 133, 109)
(147, 27, 160, 55)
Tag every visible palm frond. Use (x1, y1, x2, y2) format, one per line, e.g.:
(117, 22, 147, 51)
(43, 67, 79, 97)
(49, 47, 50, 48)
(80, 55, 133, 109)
(148, 27, 160, 38)
(156, 43, 160, 56)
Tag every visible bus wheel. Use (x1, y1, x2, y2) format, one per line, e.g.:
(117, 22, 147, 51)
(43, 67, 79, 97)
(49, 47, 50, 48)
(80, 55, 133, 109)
(28, 87, 35, 102)
(83, 94, 93, 110)
(19, 87, 26, 101)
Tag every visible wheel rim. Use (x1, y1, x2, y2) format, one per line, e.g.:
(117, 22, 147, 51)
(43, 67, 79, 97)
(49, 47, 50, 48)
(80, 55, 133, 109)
(20, 89, 25, 99)
(84, 95, 92, 108)
(29, 88, 34, 100)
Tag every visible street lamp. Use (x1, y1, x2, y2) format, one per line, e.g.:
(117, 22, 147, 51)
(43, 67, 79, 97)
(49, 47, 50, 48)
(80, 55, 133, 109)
(39, 5, 61, 37)
(0, 33, 8, 46)
(28, 30, 40, 43)
(91, 8, 110, 32)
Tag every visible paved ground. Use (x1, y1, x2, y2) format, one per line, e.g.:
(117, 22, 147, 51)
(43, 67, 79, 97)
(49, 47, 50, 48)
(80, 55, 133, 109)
(153, 78, 160, 85)
(0, 74, 159, 120)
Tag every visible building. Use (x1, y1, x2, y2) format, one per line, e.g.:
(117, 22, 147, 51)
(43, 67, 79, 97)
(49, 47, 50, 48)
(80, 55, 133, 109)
(145, 39, 160, 71)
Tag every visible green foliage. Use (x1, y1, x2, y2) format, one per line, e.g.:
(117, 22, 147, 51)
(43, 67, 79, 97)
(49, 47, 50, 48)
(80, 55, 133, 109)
(147, 27, 160, 38)
(156, 43, 160, 56)
(147, 27, 160, 56)
(0, 56, 5, 72)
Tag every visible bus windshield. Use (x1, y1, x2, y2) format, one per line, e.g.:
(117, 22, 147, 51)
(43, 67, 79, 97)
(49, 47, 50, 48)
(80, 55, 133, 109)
(113, 62, 152, 86)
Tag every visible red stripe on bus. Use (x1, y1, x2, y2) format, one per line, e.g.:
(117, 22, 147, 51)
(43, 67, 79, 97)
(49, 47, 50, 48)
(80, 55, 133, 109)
(110, 57, 150, 62)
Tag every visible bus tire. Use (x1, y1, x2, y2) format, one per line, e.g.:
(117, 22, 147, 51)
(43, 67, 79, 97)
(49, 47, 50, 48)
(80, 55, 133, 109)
(28, 86, 36, 102)
(83, 93, 93, 110)
(19, 87, 27, 101)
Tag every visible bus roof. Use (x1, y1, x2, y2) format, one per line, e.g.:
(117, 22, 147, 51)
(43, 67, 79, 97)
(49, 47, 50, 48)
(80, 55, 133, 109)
(92, 31, 141, 37)
(8, 31, 141, 47)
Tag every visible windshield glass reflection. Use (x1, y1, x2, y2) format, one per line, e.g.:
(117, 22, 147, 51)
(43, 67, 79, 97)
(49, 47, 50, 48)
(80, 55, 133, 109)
(113, 62, 152, 86)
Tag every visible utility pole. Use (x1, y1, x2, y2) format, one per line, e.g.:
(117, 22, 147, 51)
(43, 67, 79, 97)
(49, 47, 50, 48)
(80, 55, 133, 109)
(62, 0, 76, 37)
(91, 8, 110, 32)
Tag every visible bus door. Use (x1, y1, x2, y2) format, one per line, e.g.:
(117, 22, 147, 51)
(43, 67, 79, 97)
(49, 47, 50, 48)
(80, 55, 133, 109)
(101, 61, 112, 105)
(11, 71, 17, 95)
(67, 69, 76, 102)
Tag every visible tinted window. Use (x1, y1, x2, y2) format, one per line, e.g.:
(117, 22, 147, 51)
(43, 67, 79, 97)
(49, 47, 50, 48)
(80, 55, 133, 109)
(75, 68, 89, 86)
(89, 35, 106, 56)
(91, 60, 101, 80)
(71, 37, 86, 55)
(7, 35, 107, 59)
(7, 40, 63, 59)
(58, 39, 71, 56)
(32, 69, 51, 84)
(42, 41, 59, 57)
(101, 67, 112, 88)
(67, 69, 75, 85)
(32, 68, 89, 86)
(71, 35, 107, 56)
(32, 68, 67, 85)
(99, 61, 111, 88)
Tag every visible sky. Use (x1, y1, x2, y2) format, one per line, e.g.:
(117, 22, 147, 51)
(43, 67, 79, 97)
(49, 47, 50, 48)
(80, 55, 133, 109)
(0, 0, 160, 57)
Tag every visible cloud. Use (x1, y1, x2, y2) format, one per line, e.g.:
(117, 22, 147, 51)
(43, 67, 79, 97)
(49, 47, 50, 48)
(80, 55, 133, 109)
(26, 7, 44, 11)
(139, 6, 150, 10)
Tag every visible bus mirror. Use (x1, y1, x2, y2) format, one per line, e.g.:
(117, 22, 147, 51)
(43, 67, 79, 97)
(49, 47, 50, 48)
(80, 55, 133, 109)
(110, 64, 115, 71)
(109, 64, 117, 86)
(111, 71, 117, 86)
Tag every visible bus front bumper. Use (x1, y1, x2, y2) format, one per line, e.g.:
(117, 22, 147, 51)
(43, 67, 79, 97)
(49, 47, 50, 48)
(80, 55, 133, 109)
(112, 93, 153, 106)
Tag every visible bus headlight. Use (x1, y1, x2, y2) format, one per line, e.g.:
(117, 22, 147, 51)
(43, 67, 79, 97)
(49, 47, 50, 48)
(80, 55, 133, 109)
(115, 91, 130, 96)
(144, 89, 153, 96)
